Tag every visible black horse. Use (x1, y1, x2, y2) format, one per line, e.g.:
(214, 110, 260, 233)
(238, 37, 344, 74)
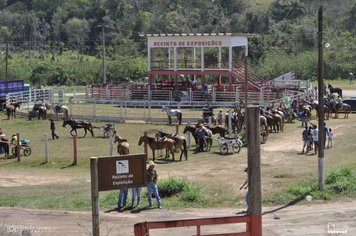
(328, 84, 343, 98)
(62, 119, 94, 137)
(5, 102, 21, 119)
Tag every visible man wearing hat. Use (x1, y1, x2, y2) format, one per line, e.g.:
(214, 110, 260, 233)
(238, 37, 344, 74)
(146, 161, 161, 209)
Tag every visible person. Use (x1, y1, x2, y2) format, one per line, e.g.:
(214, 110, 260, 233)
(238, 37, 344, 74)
(117, 187, 128, 210)
(327, 128, 333, 148)
(191, 78, 197, 90)
(0, 133, 9, 158)
(239, 167, 249, 214)
(217, 110, 223, 126)
(201, 83, 208, 99)
(312, 125, 319, 155)
(349, 72, 353, 85)
(323, 122, 329, 148)
(146, 161, 161, 208)
(195, 125, 209, 152)
(301, 126, 309, 154)
(131, 187, 142, 207)
(49, 118, 59, 139)
(307, 126, 313, 152)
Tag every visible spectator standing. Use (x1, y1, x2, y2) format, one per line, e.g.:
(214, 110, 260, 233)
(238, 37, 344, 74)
(117, 188, 128, 210)
(239, 167, 249, 214)
(146, 161, 161, 208)
(349, 72, 353, 85)
(323, 123, 329, 148)
(302, 126, 309, 154)
(49, 118, 59, 139)
(312, 125, 319, 155)
(131, 187, 142, 207)
(217, 110, 223, 126)
(327, 128, 333, 148)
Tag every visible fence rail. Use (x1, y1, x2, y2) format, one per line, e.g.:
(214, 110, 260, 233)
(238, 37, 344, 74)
(134, 215, 253, 236)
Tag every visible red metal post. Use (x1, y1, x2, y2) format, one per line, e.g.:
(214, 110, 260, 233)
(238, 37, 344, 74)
(73, 135, 78, 165)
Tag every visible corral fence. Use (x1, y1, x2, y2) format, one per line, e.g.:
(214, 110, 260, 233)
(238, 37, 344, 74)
(7, 73, 315, 123)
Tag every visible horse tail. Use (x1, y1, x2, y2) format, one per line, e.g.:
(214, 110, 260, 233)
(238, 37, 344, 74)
(183, 138, 188, 160)
(178, 112, 182, 125)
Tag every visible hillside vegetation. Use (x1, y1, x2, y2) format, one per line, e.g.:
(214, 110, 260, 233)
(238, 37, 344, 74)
(0, 0, 355, 86)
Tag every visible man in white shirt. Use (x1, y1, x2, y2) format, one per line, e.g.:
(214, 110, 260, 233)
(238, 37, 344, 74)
(312, 125, 319, 155)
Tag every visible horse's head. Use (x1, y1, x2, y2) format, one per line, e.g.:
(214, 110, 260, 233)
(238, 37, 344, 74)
(183, 125, 189, 134)
(138, 136, 144, 145)
(62, 119, 69, 127)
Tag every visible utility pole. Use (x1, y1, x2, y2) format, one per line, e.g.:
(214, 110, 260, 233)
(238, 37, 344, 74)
(101, 25, 107, 85)
(5, 41, 8, 81)
(317, 6, 325, 190)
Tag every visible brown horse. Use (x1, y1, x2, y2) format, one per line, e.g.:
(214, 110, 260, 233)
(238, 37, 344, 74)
(113, 134, 129, 155)
(5, 103, 20, 119)
(156, 131, 188, 161)
(138, 135, 175, 161)
(196, 123, 227, 137)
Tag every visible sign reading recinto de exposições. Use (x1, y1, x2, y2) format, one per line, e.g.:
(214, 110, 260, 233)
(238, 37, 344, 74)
(96, 154, 147, 191)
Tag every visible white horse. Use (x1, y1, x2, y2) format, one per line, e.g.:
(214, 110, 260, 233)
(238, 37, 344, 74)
(45, 103, 69, 120)
(162, 106, 182, 125)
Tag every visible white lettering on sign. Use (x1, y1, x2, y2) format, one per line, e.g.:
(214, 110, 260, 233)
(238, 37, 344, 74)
(152, 40, 223, 47)
(116, 160, 129, 174)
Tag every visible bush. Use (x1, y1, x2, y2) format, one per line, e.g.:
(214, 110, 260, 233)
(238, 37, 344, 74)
(326, 167, 356, 194)
(158, 177, 204, 203)
(180, 183, 204, 202)
(158, 177, 189, 198)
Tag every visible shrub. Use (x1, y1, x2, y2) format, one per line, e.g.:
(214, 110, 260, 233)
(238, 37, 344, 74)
(326, 168, 356, 194)
(158, 177, 189, 198)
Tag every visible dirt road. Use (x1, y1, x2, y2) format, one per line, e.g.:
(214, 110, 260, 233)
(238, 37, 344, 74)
(1, 200, 355, 236)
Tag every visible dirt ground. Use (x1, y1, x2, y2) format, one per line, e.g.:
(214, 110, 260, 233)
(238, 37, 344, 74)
(0, 90, 355, 236)
(0, 200, 355, 236)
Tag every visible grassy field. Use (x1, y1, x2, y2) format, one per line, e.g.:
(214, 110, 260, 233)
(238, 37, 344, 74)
(1, 102, 356, 212)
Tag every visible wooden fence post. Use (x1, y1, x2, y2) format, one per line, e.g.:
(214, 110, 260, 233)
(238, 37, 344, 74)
(44, 134, 48, 163)
(73, 135, 78, 165)
(143, 131, 148, 155)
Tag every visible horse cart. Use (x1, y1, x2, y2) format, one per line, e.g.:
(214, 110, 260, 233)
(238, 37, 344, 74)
(11, 138, 32, 157)
(217, 137, 242, 155)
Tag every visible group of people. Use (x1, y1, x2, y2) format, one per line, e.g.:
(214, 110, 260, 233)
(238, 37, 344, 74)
(0, 129, 25, 158)
(301, 122, 333, 154)
(117, 160, 161, 210)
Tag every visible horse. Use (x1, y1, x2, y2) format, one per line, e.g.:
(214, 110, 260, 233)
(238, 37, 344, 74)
(138, 135, 175, 161)
(195, 123, 227, 138)
(62, 119, 94, 137)
(113, 134, 129, 155)
(183, 125, 212, 151)
(156, 131, 188, 161)
(33, 105, 47, 120)
(162, 106, 182, 125)
(5, 102, 21, 119)
(45, 103, 69, 120)
(333, 102, 351, 119)
(328, 84, 343, 98)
